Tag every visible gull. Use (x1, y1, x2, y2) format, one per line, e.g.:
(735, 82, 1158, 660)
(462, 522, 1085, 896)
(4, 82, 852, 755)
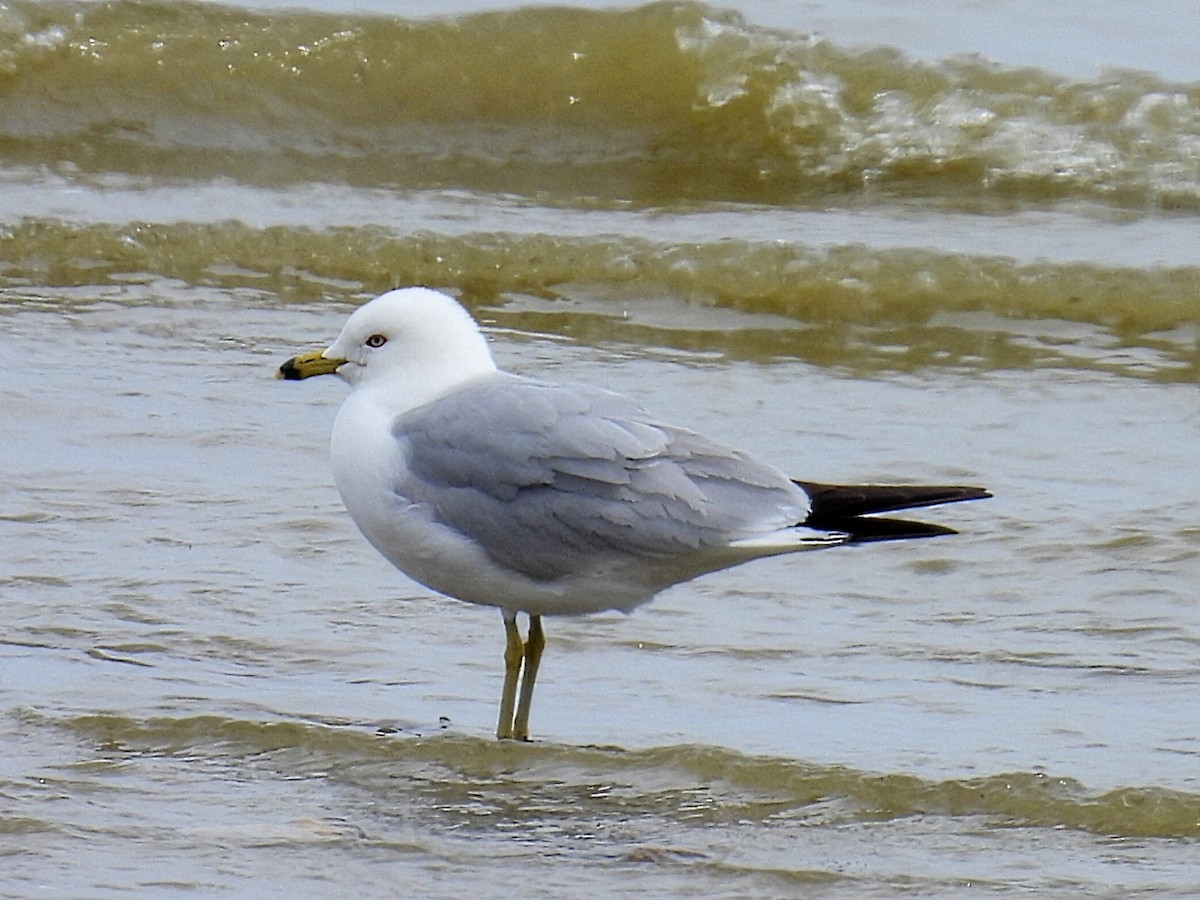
(278, 287, 989, 740)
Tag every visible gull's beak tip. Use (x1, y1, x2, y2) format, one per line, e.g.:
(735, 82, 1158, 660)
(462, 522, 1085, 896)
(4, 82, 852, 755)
(276, 356, 303, 380)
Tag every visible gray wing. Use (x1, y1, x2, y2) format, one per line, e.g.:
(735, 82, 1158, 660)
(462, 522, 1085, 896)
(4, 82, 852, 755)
(392, 373, 811, 580)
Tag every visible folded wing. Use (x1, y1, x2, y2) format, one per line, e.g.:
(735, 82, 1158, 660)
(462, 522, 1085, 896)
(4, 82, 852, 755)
(394, 374, 814, 580)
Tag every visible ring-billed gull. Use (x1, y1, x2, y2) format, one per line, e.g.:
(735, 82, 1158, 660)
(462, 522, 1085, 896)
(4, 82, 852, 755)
(278, 287, 989, 740)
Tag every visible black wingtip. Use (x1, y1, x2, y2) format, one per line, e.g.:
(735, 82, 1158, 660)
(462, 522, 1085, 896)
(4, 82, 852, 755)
(796, 481, 989, 544)
(796, 481, 991, 521)
(820, 516, 961, 543)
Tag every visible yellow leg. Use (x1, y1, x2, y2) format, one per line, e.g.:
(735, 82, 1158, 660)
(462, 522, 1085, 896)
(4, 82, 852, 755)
(496, 611, 523, 740)
(512, 614, 544, 741)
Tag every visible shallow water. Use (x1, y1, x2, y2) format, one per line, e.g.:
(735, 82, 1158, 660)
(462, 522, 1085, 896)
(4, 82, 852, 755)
(3, 0, 1200, 895)
(4, 287, 1199, 895)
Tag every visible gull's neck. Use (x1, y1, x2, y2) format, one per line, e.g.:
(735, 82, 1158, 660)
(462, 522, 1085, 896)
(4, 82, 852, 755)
(358, 347, 498, 416)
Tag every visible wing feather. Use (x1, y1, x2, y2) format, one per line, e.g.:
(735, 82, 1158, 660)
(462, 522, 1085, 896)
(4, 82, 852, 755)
(393, 374, 809, 579)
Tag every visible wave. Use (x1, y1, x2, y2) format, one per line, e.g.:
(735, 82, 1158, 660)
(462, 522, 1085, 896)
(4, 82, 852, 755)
(3, 218, 1198, 379)
(3, 0, 1200, 209)
(50, 711, 1200, 840)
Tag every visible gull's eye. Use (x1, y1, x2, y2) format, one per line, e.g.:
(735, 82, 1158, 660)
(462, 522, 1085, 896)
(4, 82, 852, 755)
(365, 334, 387, 348)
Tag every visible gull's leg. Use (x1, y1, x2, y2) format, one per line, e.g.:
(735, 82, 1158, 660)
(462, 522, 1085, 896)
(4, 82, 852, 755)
(512, 614, 545, 741)
(496, 610, 523, 740)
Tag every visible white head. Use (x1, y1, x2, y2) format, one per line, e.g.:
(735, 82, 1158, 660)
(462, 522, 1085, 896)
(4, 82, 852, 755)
(278, 287, 498, 403)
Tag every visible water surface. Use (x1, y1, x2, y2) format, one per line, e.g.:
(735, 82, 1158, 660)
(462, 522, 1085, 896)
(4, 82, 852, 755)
(2, 1, 1199, 895)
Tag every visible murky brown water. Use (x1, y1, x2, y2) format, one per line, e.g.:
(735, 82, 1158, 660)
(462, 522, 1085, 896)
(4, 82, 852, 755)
(3, 0, 1200, 894)
(4, 284, 1199, 896)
